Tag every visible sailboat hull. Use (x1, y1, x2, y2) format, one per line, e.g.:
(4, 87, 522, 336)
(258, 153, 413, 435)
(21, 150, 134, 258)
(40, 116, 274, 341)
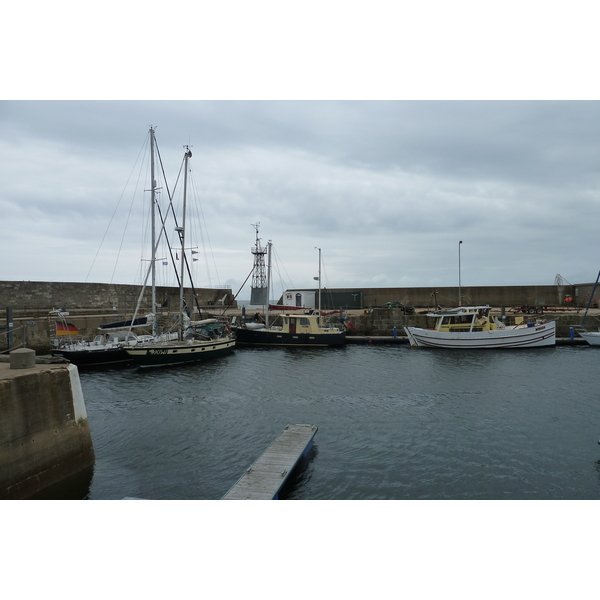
(125, 338, 235, 367)
(51, 347, 133, 367)
(578, 331, 600, 346)
(233, 327, 346, 347)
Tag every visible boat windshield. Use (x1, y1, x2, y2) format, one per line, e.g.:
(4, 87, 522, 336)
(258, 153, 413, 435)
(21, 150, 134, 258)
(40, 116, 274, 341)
(440, 314, 475, 326)
(189, 323, 225, 339)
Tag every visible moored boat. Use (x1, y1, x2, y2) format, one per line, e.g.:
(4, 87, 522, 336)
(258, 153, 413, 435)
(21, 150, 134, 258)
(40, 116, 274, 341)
(50, 309, 150, 367)
(404, 305, 556, 348)
(577, 330, 600, 346)
(574, 270, 600, 346)
(231, 229, 346, 347)
(233, 310, 346, 347)
(125, 318, 235, 367)
(124, 143, 235, 368)
(50, 128, 168, 367)
(51, 330, 137, 367)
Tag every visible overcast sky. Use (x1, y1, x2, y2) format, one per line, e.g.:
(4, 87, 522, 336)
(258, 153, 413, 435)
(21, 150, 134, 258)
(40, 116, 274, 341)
(3, 4, 600, 303)
(3, 100, 600, 301)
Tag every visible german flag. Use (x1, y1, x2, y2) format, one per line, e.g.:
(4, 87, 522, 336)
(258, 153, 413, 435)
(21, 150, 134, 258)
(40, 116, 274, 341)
(56, 322, 79, 336)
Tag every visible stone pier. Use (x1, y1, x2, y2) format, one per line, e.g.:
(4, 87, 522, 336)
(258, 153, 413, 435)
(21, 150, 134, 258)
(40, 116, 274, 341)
(0, 350, 95, 499)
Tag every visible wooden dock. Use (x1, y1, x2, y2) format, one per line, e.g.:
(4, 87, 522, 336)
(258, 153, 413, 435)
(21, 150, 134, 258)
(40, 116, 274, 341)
(222, 424, 318, 500)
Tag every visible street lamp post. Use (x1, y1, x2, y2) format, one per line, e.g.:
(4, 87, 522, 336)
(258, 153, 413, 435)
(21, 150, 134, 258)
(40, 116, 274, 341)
(458, 240, 463, 306)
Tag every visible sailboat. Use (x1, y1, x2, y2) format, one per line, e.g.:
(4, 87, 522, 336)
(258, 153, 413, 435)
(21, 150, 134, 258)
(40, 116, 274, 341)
(572, 271, 600, 345)
(51, 127, 166, 367)
(232, 236, 346, 347)
(124, 144, 235, 367)
(49, 309, 140, 367)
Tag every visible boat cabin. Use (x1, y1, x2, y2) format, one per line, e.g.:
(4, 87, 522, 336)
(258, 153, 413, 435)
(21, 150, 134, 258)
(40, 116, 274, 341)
(429, 306, 503, 333)
(187, 319, 229, 340)
(92, 331, 139, 346)
(269, 312, 343, 335)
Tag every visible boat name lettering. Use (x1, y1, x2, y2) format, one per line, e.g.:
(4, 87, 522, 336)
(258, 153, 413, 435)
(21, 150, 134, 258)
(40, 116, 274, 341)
(148, 349, 169, 355)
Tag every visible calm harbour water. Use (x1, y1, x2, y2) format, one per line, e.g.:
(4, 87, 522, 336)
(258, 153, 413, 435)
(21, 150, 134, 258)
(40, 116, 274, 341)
(80, 344, 600, 500)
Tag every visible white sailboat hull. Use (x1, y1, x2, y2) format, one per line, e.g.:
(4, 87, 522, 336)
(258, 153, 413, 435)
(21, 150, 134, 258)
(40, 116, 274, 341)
(404, 321, 556, 348)
(578, 331, 600, 346)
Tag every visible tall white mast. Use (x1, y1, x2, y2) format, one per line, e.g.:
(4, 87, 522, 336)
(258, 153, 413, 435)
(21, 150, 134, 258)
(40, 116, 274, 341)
(265, 240, 272, 326)
(178, 146, 192, 340)
(150, 127, 157, 322)
(317, 247, 322, 312)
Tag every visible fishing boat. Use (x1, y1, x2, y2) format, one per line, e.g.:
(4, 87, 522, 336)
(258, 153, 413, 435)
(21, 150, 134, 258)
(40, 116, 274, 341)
(234, 310, 346, 347)
(231, 235, 346, 347)
(124, 145, 235, 367)
(404, 305, 556, 348)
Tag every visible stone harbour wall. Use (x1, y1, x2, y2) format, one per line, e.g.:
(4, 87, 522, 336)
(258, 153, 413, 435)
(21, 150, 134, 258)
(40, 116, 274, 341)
(297, 283, 597, 310)
(0, 280, 236, 316)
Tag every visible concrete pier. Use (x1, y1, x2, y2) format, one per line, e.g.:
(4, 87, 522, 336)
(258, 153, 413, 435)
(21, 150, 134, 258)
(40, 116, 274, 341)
(0, 350, 95, 499)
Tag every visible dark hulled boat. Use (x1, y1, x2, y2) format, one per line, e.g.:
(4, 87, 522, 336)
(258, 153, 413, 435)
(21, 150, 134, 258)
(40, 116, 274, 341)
(233, 311, 346, 347)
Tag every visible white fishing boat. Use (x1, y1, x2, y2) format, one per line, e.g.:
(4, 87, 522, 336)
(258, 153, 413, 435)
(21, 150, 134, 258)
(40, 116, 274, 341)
(404, 305, 556, 348)
(124, 142, 235, 367)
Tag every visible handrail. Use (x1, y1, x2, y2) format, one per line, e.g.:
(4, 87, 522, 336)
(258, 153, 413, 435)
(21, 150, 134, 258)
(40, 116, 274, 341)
(0, 323, 28, 353)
